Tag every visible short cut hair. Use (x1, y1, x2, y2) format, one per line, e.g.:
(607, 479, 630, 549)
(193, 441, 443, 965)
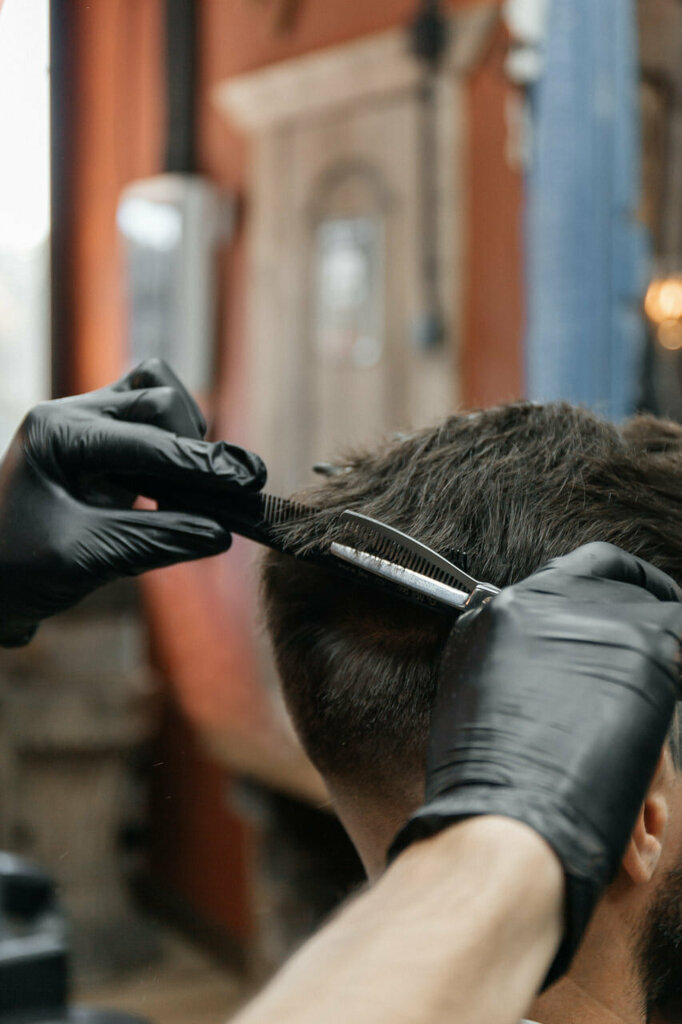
(261, 403, 682, 800)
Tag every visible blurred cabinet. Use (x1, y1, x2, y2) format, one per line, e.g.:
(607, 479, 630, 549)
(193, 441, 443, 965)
(0, 590, 159, 983)
(215, 6, 497, 492)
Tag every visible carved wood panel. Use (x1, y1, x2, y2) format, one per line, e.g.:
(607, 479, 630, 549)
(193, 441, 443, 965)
(248, 87, 460, 493)
(216, 11, 498, 491)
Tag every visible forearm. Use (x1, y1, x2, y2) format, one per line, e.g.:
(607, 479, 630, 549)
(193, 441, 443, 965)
(233, 816, 563, 1024)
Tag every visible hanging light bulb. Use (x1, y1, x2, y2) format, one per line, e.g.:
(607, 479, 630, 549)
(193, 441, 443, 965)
(644, 271, 682, 351)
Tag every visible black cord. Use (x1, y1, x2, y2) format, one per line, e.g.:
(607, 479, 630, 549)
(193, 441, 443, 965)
(164, 0, 197, 174)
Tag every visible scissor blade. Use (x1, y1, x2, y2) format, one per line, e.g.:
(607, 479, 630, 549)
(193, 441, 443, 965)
(339, 510, 481, 593)
(331, 543, 470, 610)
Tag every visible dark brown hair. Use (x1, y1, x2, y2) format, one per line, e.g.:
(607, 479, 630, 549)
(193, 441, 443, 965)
(261, 403, 682, 798)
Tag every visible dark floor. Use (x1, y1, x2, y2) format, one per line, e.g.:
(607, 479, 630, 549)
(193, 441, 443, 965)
(76, 932, 252, 1024)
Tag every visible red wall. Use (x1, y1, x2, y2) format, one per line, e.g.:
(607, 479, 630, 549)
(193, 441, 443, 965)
(465, 25, 525, 405)
(61, 0, 524, 943)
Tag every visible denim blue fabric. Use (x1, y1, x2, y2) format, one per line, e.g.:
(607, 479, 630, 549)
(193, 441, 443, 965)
(524, 0, 648, 419)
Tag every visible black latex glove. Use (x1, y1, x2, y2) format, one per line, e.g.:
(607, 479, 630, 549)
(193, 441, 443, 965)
(0, 359, 266, 647)
(389, 542, 682, 986)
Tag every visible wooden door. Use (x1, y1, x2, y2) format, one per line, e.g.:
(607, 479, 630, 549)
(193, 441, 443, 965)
(218, 10, 497, 492)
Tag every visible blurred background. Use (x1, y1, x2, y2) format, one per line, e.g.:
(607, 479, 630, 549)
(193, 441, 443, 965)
(0, 0, 680, 1021)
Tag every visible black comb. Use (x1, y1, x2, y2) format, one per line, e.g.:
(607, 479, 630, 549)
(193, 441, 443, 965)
(160, 490, 470, 614)
(221, 494, 498, 614)
(158, 488, 494, 615)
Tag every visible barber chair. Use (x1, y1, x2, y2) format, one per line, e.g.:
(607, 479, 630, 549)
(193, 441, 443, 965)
(0, 853, 148, 1023)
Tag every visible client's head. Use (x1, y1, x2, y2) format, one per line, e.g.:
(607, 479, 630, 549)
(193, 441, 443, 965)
(261, 402, 682, 1016)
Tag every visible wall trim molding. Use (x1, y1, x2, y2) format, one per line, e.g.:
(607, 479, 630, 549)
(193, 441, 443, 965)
(213, 4, 498, 132)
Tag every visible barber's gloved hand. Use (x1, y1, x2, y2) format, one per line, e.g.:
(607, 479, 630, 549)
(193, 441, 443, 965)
(0, 359, 266, 647)
(389, 542, 682, 985)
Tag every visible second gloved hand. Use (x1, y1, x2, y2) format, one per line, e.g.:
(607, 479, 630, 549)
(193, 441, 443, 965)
(389, 542, 682, 985)
(0, 359, 266, 647)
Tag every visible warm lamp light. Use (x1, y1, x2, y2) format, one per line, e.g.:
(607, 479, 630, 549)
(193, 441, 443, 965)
(644, 274, 682, 351)
(645, 277, 682, 323)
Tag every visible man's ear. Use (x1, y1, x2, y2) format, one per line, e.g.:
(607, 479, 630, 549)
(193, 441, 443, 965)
(621, 749, 671, 886)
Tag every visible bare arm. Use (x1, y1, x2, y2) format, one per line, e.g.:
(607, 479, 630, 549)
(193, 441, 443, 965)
(233, 816, 563, 1024)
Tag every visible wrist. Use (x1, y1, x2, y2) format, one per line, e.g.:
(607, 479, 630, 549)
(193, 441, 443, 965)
(381, 816, 564, 1020)
(391, 788, 613, 987)
(390, 815, 563, 925)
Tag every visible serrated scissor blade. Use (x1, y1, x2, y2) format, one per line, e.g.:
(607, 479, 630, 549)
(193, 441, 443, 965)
(339, 510, 480, 592)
